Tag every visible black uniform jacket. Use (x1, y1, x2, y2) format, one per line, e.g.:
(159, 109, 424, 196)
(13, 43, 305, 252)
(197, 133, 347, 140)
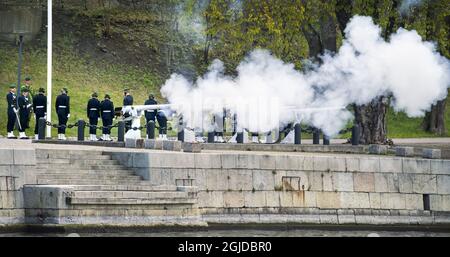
(55, 94, 70, 115)
(87, 98, 101, 119)
(18, 95, 30, 118)
(7, 92, 17, 115)
(144, 99, 157, 120)
(123, 95, 133, 106)
(100, 99, 115, 120)
(33, 93, 47, 116)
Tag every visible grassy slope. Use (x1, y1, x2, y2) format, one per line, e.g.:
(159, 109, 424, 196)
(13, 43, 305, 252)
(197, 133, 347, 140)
(0, 46, 157, 137)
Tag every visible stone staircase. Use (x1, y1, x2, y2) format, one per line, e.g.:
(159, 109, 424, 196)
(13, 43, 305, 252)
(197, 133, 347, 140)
(23, 149, 202, 226)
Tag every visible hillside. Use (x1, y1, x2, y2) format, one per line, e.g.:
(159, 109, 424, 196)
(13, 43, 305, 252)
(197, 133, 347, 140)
(0, 7, 449, 138)
(1, 7, 201, 137)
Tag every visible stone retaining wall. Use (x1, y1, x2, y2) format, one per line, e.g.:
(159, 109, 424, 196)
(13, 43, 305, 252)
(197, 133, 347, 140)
(0, 148, 36, 224)
(0, 4, 43, 43)
(109, 151, 450, 225)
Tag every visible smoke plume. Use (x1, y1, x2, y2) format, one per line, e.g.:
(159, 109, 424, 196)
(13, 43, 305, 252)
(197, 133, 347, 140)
(161, 15, 450, 136)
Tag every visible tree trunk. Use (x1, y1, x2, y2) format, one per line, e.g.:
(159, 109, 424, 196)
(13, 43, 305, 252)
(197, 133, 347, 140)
(302, 24, 323, 60)
(335, 2, 390, 144)
(335, 0, 352, 33)
(354, 96, 389, 144)
(422, 100, 447, 135)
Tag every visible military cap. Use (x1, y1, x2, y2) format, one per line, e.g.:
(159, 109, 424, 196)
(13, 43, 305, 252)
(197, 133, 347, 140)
(22, 87, 29, 93)
(92, 92, 98, 98)
(123, 88, 130, 92)
(9, 84, 16, 89)
(38, 87, 45, 93)
(25, 77, 31, 81)
(62, 88, 68, 93)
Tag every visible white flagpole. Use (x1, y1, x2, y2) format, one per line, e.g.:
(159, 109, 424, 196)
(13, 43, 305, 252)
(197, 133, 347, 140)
(46, 0, 52, 137)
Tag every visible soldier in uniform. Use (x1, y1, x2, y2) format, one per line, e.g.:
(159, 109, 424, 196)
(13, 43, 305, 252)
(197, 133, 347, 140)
(32, 88, 47, 140)
(18, 88, 32, 139)
(144, 93, 157, 126)
(123, 88, 133, 132)
(87, 92, 101, 141)
(100, 94, 114, 141)
(24, 77, 34, 124)
(24, 77, 32, 88)
(6, 84, 18, 139)
(55, 88, 70, 140)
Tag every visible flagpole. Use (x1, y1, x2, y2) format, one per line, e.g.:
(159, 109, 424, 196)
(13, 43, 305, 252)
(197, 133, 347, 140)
(46, 0, 52, 138)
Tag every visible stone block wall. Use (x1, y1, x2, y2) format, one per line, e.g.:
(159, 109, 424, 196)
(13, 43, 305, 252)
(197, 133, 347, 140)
(0, 148, 36, 224)
(110, 150, 450, 224)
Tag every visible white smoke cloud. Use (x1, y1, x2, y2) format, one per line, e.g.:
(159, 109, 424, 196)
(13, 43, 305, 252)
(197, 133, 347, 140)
(161, 15, 450, 136)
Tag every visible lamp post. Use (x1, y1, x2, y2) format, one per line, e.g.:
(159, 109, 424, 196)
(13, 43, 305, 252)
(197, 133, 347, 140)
(13, 32, 27, 109)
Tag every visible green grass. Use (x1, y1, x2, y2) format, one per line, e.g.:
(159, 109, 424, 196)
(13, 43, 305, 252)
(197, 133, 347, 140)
(386, 96, 450, 138)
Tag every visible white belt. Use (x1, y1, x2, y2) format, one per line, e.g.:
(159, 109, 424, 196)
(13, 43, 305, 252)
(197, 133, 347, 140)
(90, 108, 98, 111)
(59, 106, 67, 108)
(103, 110, 111, 113)
(36, 106, 44, 109)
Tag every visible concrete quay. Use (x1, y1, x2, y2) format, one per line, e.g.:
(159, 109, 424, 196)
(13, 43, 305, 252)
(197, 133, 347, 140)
(1, 139, 450, 230)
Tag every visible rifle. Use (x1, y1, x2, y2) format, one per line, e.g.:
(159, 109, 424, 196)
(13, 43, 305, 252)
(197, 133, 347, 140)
(13, 108, 22, 131)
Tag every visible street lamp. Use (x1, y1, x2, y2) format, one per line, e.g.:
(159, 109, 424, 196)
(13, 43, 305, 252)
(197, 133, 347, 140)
(12, 30, 30, 109)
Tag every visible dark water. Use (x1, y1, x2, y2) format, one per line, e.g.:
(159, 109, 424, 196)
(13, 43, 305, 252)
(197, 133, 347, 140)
(1, 229, 450, 237)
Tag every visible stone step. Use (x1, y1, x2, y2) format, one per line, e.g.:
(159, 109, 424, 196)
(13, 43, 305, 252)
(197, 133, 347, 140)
(36, 159, 118, 165)
(36, 174, 142, 181)
(36, 158, 71, 164)
(68, 197, 197, 205)
(37, 164, 127, 170)
(35, 170, 135, 175)
(70, 155, 111, 160)
(73, 190, 187, 199)
(71, 159, 119, 165)
(36, 178, 149, 185)
(70, 184, 178, 191)
(36, 150, 107, 159)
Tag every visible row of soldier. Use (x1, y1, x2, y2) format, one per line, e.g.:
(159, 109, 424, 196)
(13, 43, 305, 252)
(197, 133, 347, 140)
(6, 85, 167, 140)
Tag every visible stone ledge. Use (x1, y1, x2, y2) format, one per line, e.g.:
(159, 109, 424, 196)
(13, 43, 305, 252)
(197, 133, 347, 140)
(125, 138, 144, 148)
(144, 139, 163, 150)
(163, 140, 182, 151)
(423, 149, 442, 159)
(396, 147, 415, 157)
(368, 145, 388, 155)
(183, 143, 202, 153)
